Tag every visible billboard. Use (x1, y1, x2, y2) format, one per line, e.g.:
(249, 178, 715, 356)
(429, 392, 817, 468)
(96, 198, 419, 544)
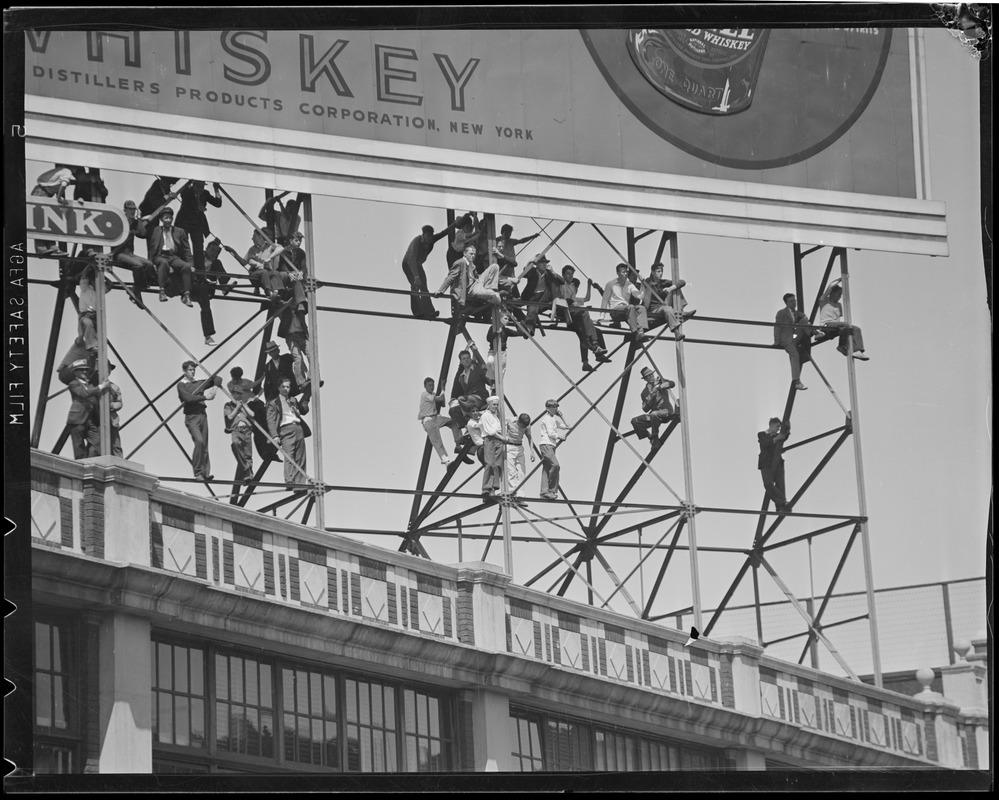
(25, 28, 920, 199)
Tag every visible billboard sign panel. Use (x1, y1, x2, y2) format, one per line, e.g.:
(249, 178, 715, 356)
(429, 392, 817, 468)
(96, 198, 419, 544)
(26, 196, 128, 248)
(25, 28, 920, 200)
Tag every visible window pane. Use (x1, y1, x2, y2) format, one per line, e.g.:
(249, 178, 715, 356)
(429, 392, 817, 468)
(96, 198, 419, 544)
(416, 694, 428, 736)
(215, 654, 227, 700)
(159, 692, 173, 744)
(361, 728, 373, 772)
(36, 673, 52, 728)
(175, 695, 190, 747)
(52, 625, 64, 672)
(36, 623, 51, 671)
(284, 717, 296, 761)
(323, 675, 336, 720)
(311, 718, 323, 763)
(216, 703, 229, 751)
(346, 680, 357, 723)
(174, 647, 188, 694)
(372, 728, 385, 772)
(385, 733, 397, 773)
(283, 668, 295, 712)
(159, 643, 173, 690)
(310, 673, 322, 716)
(404, 690, 415, 734)
(261, 710, 274, 758)
(359, 682, 370, 726)
(372, 682, 383, 726)
(52, 676, 67, 729)
(383, 687, 395, 729)
(246, 661, 259, 706)
(246, 707, 259, 755)
(347, 724, 360, 771)
(260, 664, 272, 707)
(430, 738, 441, 771)
(230, 657, 243, 703)
(190, 648, 203, 696)
(429, 697, 439, 738)
(406, 736, 417, 772)
(191, 698, 205, 747)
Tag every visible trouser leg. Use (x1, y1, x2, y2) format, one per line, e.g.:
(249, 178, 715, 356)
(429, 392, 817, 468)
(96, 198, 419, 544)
(783, 342, 801, 381)
(79, 311, 98, 352)
(110, 427, 123, 458)
(231, 428, 253, 480)
(760, 467, 787, 507)
(198, 290, 215, 337)
(186, 413, 210, 477)
(70, 424, 89, 460)
(423, 417, 448, 459)
(539, 444, 559, 495)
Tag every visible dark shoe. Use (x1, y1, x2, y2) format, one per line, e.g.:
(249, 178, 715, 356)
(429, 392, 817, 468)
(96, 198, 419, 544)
(159, 291, 169, 302)
(672, 329, 685, 341)
(581, 362, 594, 373)
(460, 455, 474, 465)
(837, 345, 848, 356)
(181, 293, 193, 307)
(682, 308, 697, 319)
(794, 380, 808, 391)
(595, 352, 612, 363)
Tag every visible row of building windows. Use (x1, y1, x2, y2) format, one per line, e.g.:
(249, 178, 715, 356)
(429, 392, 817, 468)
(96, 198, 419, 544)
(509, 708, 727, 772)
(35, 614, 724, 775)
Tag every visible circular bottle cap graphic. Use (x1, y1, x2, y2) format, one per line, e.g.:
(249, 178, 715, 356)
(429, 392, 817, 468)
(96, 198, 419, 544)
(583, 28, 893, 169)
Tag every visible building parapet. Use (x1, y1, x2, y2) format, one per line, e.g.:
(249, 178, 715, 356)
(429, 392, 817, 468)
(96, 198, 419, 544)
(28, 451, 986, 769)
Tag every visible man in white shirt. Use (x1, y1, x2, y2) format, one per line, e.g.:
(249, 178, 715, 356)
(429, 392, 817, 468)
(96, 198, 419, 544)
(266, 377, 310, 486)
(818, 281, 870, 361)
(479, 396, 511, 501)
(418, 377, 460, 465)
(601, 263, 650, 341)
(537, 399, 570, 500)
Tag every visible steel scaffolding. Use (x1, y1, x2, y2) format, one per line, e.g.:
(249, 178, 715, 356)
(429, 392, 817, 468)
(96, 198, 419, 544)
(28, 182, 883, 685)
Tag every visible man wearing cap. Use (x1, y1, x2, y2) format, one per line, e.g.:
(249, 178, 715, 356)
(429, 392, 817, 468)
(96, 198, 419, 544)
(149, 208, 195, 306)
(267, 377, 311, 487)
(513, 254, 564, 337)
(112, 199, 157, 310)
(88, 364, 123, 458)
(225, 370, 258, 496)
(478, 396, 511, 501)
(631, 367, 678, 446)
(758, 417, 792, 514)
(557, 265, 611, 371)
(601, 263, 650, 341)
(177, 360, 221, 481)
(448, 348, 489, 433)
(537, 400, 570, 500)
(643, 262, 696, 341)
(402, 220, 461, 319)
(66, 360, 112, 460)
(774, 292, 810, 391)
(31, 164, 75, 256)
(225, 228, 286, 302)
(139, 176, 180, 227)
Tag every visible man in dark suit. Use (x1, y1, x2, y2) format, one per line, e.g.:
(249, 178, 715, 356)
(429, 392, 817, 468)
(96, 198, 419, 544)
(256, 340, 298, 403)
(448, 348, 489, 432)
(112, 199, 157, 310)
(149, 207, 195, 306)
(66, 360, 112, 460)
(774, 293, 810, 391)
(267, 377, 310, 486)
(758, 417, 791, 513)
(630, 366, 678, 446)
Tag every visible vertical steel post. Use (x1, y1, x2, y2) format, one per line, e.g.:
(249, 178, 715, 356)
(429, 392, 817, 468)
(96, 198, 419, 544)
(30, 282, 70, 449)
(669, 233, 702, 631)
(302, 195, 325, 531)
(94, 255, 111, 457)
(838, 249, 883, 687)
(492, 305, 513, 575)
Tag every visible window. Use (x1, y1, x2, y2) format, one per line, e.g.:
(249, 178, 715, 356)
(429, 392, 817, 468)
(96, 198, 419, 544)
(345, 678, 397, 772)
(152, 641, 206, 749)
(510, 707, 725, 772)
(283, 667, 338, 768)
(215, 653, 274, 759)
(151, 636, 452, 774)
(34, 618, 79, 774)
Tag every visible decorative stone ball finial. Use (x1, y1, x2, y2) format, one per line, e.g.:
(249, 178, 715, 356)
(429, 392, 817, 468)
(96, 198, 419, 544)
(953, 638, 972, 661)
(915, 667, 935, 694)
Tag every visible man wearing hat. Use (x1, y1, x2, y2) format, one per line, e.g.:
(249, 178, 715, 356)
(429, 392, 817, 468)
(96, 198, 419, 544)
(512, 254, 564, 337)
(267, 377, 311, 487)
(66, 360, 112, 460)
(149, 207, 195, 306)
(601, 263, 650, 341)
(537, 399, 570, 500)
(112, 199, 157, 310)
(773, 292, 810, 391)
(630, 367, 678, 446)
(478, 396, 512, 501)
(175, 180, 223, 273)
(447, 348, 489, 433)
(256, 341, 297, 403)
(88, 363, 123, 458)
(402, 219, 461, 319)
(177, 360, 221, 481)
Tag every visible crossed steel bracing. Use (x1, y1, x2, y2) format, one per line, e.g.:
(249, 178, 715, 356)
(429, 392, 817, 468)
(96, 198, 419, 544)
(28, 183, 882, 684)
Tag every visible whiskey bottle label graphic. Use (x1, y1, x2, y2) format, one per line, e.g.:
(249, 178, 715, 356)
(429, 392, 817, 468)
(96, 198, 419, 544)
(627, 29, 771, 115)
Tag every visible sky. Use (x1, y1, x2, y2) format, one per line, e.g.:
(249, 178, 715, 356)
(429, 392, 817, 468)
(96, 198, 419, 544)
(24, 26, 990, 672)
